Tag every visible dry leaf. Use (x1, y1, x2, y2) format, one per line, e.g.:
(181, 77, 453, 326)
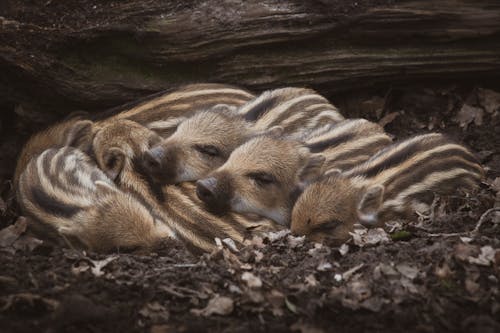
(0, 217, 28, 247)
(266, 230, 290, 242)
(221, 238, 239, 252)
(454, 104, 484, 129)
(139, 302, 169, 323)
(342, 263, 364, 281)
(90, 256, 118, 277)
(267, 290, 285, 317)
(338, 244, 349, 256)
(351, 228, 390, 247)
(468, 246, 496, 266)
(317, 262, 332, 272)
(305, 274, 319, 288)
(191, 295, 234, 316)
(241, 272, 262, 288)
(477, 88, 500, 114)
(396, 264, 419, 280)
(287, 235, 305, 248)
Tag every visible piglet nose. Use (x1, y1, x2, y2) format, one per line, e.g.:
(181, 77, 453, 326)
(143, 147, 164, 172)
(196, 177, 217, 203)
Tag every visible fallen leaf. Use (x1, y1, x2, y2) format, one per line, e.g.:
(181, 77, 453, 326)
(454, 243, 480, 262)
(400, 278, 419, 294)
(191, 295, 234, 316)
(0, 217, 27, 247)
(378, 112, 400, 128)
(305, 274, 319, 287)
(346, 280, 372, 302)
(342, 263, 364, 281)
(468, 246, 497, 266)
(253, 250, 264, 263)
(308, 243, 323, 256)
(221, 238, 239, 252)
(139, 302, 169, 323)
(246, 290, 265, 303)
(454, 104, 484, 129)
(72, 261, 91, 275)
(266, 230, 290, 242)
(477, 88, 500, 114)
(12, 235, 43, 252)
(396, 264, 419, 280)
(266, 290, 285, 317)
(287, 235, 305, 248)
(338, 244, 349, 256)
(360, 296, 386, 312)
(285, 297, 299, 314)
(317, 262, 332, 272)
(434, 262, 453, 279)
(241, 272, 262, 288)
(90, 256, 118, 277)
(351, 228, 390, 247)
(373, 263, 399, 280)
(465, 278, 481, 295)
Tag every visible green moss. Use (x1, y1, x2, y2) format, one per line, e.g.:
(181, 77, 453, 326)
(390, 230, 412, 241)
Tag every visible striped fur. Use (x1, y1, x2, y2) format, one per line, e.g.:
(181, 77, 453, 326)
(14, 83, 254, 187)
(142, 87, 344, 185)
(290, 133, 484, 244)
(17, 147, 173, 253)
(196, 118, 390, 225)
(91, 120, 282, 254)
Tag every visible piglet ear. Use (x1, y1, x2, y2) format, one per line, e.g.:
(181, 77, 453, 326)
(324, 168, 342, 177)
(210, 103, 238, 114)
(94, 180, 119, 194)
(65, 120, 93, 147)
(102, 147, 126, 181)
(299, 154, 326, 183)
(264, 125, 284, 138)
(146, 117, 187, 137)
(357, 184, 385, 227)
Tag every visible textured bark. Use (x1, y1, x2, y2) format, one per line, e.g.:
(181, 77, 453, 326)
(1, 0, 500, 115)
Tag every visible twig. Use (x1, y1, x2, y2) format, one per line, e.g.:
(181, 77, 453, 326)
(412, 207, 500, 239)
(471, 207, 500, 236)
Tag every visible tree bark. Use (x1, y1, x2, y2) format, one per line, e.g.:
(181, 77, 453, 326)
(1, 0, 500, 116)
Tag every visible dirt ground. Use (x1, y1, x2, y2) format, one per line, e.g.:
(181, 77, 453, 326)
(0, 85, 499, 332)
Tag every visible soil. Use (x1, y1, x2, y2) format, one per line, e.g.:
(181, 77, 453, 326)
(1, 1, 499, 332)
(1, 85, 499, 333)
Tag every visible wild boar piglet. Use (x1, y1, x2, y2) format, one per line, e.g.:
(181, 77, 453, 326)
(142, 87, 344, 185)
(291, 133, 484, 244)
(17, 146, 172, 253)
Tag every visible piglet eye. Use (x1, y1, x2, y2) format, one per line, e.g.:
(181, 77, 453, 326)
(194, 144, 221, 157)
(248, 172, 276, 186)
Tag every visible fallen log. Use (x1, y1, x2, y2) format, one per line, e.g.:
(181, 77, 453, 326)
(1, 0, 500, 116)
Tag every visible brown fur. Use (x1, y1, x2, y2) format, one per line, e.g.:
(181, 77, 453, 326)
(14, 84, 254, 187)
(290, 133, 484, 244)
(142, 87, 344, 185)
(90, 120, 282, 253)
(17, 147, 171, 253)
(196, 118, 391, 226)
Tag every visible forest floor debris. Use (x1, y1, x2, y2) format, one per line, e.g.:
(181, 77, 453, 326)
(1, 86, 499, 332)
